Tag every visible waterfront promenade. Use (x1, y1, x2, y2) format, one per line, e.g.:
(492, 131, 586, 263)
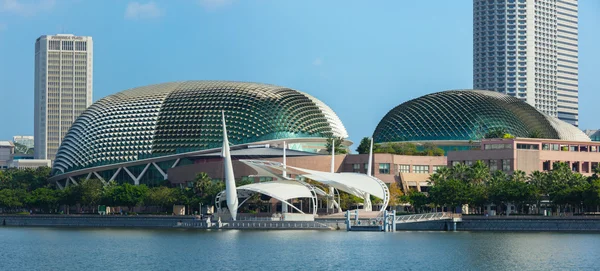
(4, 214, 600, 232)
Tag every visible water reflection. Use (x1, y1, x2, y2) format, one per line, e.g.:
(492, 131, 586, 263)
(0, 228, 598, 271)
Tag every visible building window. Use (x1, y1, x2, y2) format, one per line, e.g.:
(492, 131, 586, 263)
(433, 165, 445, 172)
(452, 161, 461, 166)
(378, 163, 390, 174)
(399, 164, 410, 173)
(542, 143, 550, 150)
(413, 165, 430, 174)
(502, 159, 511, 171)
(484, 143, 513, 150)
(517, 143, 539, 150)
(489, 160, 498, 171)
(551, 144, 559, 151)
(353, 163, 361, 173)
(465, 160, 473, 166)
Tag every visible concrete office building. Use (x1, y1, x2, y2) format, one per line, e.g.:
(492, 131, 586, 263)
(473, 0, 579, 126)
(0, 141, 14, 169)
(448, 138, 600, 176)
(34, 34, 93, 161)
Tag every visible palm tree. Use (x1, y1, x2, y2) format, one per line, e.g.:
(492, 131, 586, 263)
(510, 170, 527, 183)
(325, 137, 347, 154)
(451, 163, 470, 182)
(529, 170, 547, 214)
(468, 160, 490, 185)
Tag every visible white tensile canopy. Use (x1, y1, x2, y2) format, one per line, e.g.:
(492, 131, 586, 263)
(237, 180, 314, 202)
(238, 160, 390, 213)
(215, 179, 317, 215)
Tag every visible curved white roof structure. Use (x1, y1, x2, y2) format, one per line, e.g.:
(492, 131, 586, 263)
(293, 170, 387, 200)
(239, 160, 390, 213)
(237, 180, 314, 201)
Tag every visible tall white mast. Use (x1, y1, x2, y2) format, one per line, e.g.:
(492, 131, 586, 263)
(282, 141, 287, 179)
(364, 137, 374, 211)
(328, 138, 340, 213)
(221, 111, 238, 221)
(281, 141, 288, 214)
(330, 138, 335, 173)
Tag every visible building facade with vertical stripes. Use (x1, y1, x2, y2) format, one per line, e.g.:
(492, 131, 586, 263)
(34, 34, 93, 161)
(473, 0, 578, 126)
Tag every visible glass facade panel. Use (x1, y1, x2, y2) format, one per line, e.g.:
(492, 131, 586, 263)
(52, 81, 349, 183)
(399, 164, 410, 173)
(373, 90, 562, 144)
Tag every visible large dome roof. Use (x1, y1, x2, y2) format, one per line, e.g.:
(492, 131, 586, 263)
(373, 90, 589, 143)
(53, 81, 348, 174)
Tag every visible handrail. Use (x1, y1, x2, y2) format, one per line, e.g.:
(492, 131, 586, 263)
(394, 212, 453, 223)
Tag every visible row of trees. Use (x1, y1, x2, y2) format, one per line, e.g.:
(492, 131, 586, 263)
(0, 169, 237, 214)
(399, 161, 600, 215)
(355, 137, 445, 156)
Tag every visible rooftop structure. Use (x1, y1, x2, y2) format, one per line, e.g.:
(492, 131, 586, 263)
(373, 90, 589, 151)
(50, 81, 349, 186)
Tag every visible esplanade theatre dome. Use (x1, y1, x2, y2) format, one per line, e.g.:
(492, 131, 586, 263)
(52, 81, 348, 176)
(373, 90, 589, 145)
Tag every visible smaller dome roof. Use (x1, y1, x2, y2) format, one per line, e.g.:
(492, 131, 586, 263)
(373, 89, 590, 143)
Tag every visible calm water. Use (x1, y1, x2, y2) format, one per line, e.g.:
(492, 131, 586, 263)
(0, 228, 598, 271)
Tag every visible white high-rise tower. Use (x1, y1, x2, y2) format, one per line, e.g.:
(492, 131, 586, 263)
(34, 34, 93, 161)
(473, 0, 578, 126)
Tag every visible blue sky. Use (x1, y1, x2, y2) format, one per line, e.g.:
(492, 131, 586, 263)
(0, 0, 598, 148)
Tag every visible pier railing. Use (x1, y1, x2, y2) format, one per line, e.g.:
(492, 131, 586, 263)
(395, 212, 454, 223)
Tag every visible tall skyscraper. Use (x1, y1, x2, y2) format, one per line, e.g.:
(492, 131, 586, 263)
(34, 34, 93, 161)
(473, 0, 578, 126)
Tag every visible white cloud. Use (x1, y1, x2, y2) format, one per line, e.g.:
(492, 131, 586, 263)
(198, 0, 233, 11)
(313, 57, 323, 66)
(0, 0, 55, 17)
(125, 1, 163, 20)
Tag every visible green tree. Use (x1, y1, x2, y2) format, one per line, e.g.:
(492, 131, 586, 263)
(338, 191, 363, 210)
(407, 190, 429, 213)
(388, 182, 404, 208)
(79, 179, 104, 212)
(147, 186, 179, 211)
(428, 179, 471, 212)
(422, 143, 445, 156)
(326, 137, 348, 154)
(0, 189, 26, 212)
(355, 137, 372, 154)
(26, 188, 59, 213)
(484, 127, 507, 139)
(528, 129, 544, 138)
(468, 160, 490, 185)
(106, 183, 149, 211)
